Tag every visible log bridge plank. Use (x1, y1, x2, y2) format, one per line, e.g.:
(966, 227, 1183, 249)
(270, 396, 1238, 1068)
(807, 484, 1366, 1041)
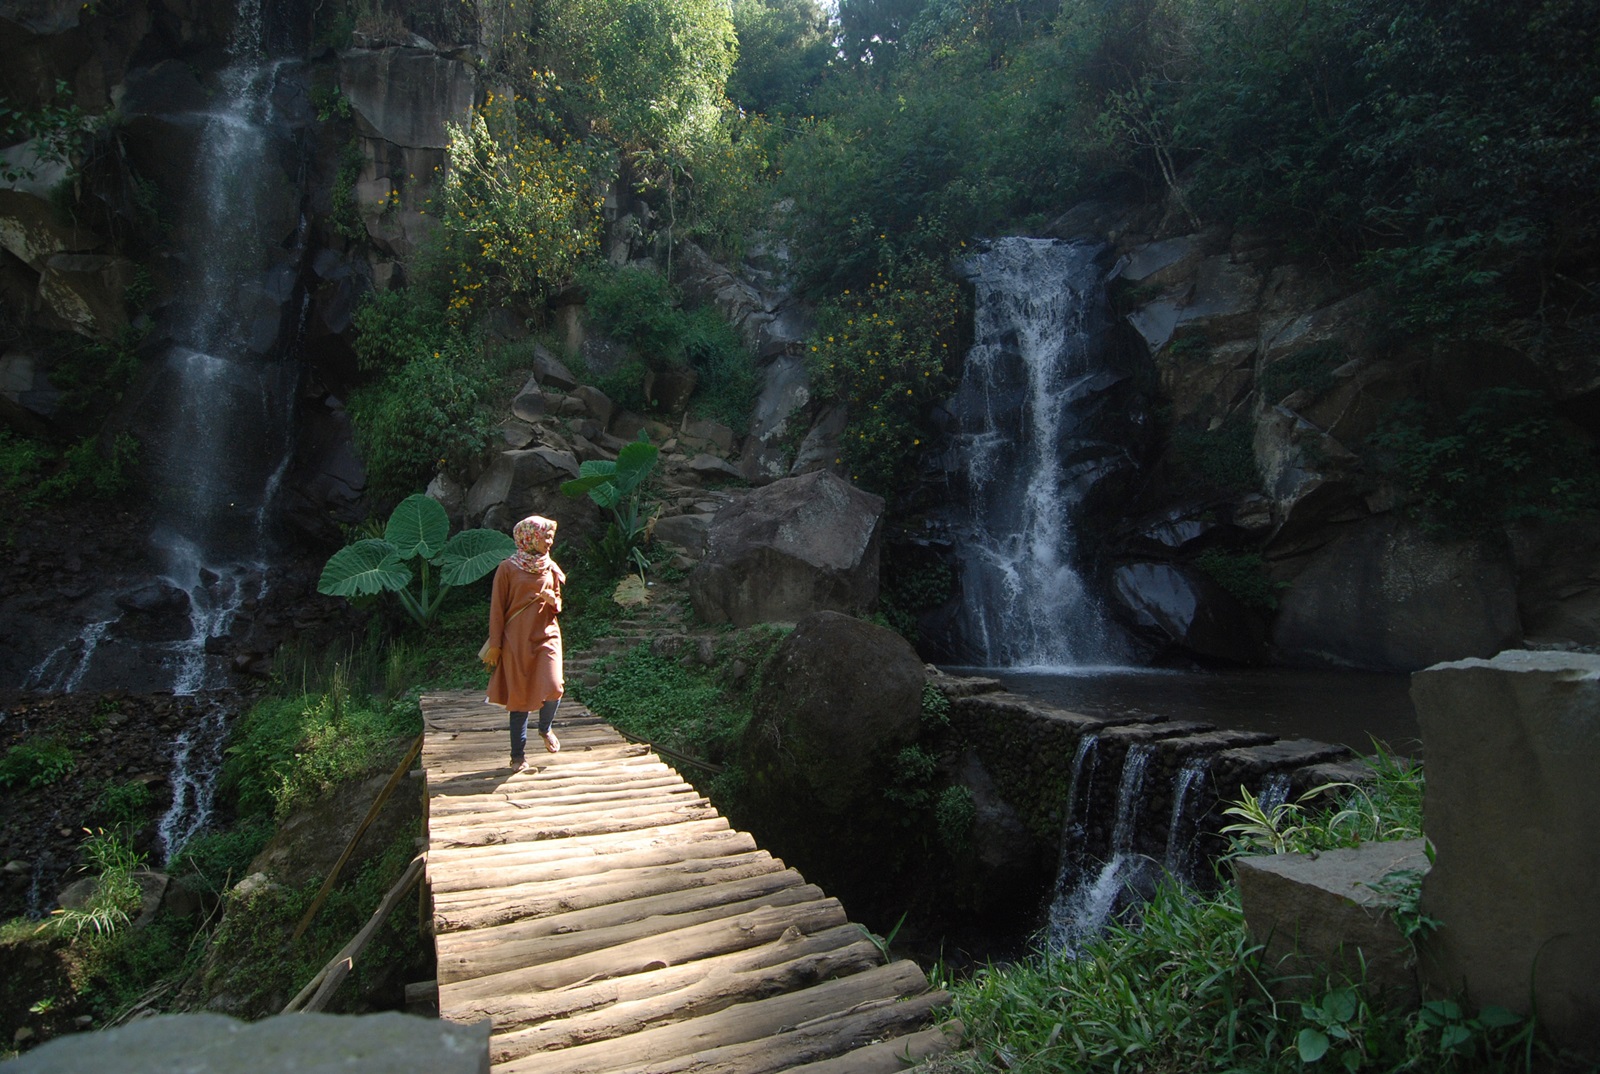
(420, 690, 960, 1073)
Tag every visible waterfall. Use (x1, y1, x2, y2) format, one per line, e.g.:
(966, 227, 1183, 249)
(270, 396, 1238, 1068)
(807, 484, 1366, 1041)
(157, 702, 231, 863)
(66, 0, 304, 695)
(950, 237, 1125, 668)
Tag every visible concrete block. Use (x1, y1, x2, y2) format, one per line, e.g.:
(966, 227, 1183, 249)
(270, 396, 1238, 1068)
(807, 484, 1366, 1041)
(1234, 838, 1427, 1004)
(1411, 651, 1600, 1056)
(5, 1011, 490, 1073)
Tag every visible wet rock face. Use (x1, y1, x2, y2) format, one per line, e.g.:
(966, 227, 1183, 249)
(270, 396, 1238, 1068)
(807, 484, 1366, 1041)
(1109, 561, 1267, 665)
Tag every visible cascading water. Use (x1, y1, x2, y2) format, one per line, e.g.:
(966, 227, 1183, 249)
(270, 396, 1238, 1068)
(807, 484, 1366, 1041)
(1161, 757, 1210, 886)
(1048, 743, 1161, 952)
(59, 0, 303, 696)
(950, 237, 1128, 668)
(157, 702, 231, 863)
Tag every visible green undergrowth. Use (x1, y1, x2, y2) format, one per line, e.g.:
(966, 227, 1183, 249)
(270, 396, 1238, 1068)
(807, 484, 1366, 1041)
(574, 626, 787, 788)
(936, 753, 1560, 1074)
(195, 827, 427, 1016)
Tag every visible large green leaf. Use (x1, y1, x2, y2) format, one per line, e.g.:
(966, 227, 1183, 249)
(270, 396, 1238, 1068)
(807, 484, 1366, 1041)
(317, 540, 409, 597)
(563, 459, 622, 508)
(612, 439, 659, 496)
(438, 528, 516, 587)
(385, 493, 450, 561)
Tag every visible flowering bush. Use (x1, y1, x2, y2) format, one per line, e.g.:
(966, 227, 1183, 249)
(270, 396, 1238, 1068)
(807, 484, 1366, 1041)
(434, 93, 612, 318)
(807, 260, 963, 495)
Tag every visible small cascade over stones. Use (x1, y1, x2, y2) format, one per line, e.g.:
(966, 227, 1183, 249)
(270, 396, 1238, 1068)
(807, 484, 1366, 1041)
(947, 237, 1132, 667)
(1049, 743, 1163, 952)
(1161, 757, 1211, 886)
(157, 702, 231, 863)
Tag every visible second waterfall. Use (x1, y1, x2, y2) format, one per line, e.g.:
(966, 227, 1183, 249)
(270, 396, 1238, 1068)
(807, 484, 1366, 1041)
(947, 237, 1142, 668)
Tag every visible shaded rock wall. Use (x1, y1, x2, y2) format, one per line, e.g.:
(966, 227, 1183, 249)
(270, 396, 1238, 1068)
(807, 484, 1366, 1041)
(1031, 202, 1600, 671)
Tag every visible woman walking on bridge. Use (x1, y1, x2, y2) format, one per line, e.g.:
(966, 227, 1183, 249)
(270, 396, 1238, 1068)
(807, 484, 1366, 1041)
(483, 514, 566, 770)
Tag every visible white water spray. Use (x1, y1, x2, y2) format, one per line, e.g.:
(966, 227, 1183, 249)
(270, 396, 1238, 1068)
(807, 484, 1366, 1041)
(952, 238, 1123, 667)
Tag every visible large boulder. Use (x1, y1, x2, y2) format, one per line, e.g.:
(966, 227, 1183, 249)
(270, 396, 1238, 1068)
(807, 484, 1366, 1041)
(1109, 561, 1267, 664)
(745, 611, 926, 813)
(1270, 514, 1522, 670)
(735, 612, 929, 921)
(338, 47, 476, 150)
(5, 1011, 489, 1074)
(464, 447, 599, 542)
(1234, 839, 1427, 1005)
(1412, 652, 1600, 1057)
(688, 470, 884, 626)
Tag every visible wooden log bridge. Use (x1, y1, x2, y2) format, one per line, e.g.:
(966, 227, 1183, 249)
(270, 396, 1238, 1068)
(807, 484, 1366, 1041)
(419, 690, 962, 1074)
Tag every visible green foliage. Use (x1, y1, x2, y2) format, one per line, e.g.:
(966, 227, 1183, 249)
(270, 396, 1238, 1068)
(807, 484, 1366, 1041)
(319, 493, 514, 626)
(1371, 390, 1600, 538)
(727, 0, 832, 116)
(574, 644, 745, 761)
(345, 331, 493, 505)
(167, 817, 274, 895)
(934, 784, 974, 852)
(541, 0, 737, 154)
(47, 829, 143, 940)
(885, 744, 938, 809)
(436, 93, 611, 316)
(0, 431, 50, 493)
(807, 261, 962, 495)
(200, 828, 425, 1014)
(919, 681, 950, 729)
(29, 433, 140, 504)
(0, 736, 76, 790)
(1195, 549, 1283, 612)
(222, 688, 420, 821)
(578, 262, 758, 426)
(1093, 0, 1600, 341)
(562, 437, 662, 581)
(1172, 416, 1261, 494)
(1260, 344, 1345, 406)
(947, 882, 1283, 1072)
(0, 80, 84, 185)
(1222, 748, 1424, 858)
(329, 138, 367, 244)
(880, 559, 955, 641)
(351, 288, 438, 372)
(90, 780, 154, 831)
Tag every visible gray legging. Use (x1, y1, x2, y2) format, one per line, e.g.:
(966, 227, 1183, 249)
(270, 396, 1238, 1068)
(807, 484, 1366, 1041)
(509, 699, 560, 759)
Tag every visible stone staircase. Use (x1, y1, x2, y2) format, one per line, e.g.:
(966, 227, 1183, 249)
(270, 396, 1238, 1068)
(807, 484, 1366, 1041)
(564, 579, 693, 690)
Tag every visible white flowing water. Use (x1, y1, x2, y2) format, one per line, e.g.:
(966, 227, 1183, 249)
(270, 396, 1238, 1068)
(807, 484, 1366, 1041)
(1161, 757, 1210, 885)
(1048, 743, 1159, 952)
(951, 238, 1124, 668)
(157, 702, 231, 863)
(66, 0, 301, 696)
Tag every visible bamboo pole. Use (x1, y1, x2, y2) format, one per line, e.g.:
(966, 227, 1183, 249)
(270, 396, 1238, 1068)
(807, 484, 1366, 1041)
(292, 732, 424, 942)
(283, 852, 426, 1014)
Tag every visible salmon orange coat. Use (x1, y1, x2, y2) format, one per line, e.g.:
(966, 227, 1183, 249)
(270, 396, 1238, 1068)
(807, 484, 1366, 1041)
(485, 558, 564, 710)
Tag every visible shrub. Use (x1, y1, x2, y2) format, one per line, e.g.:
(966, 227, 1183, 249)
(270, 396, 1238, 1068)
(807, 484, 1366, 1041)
(0, 737, 76, 790)
(1371, 389, 1600, 537)
(222, 690, 420, 821)
(806, 259, 962, 496)
(435, 93, 611, 316)
(345, 337, 493, 505)
(1195, 549, 1283, 612)
(1172, 416, 1261, 494)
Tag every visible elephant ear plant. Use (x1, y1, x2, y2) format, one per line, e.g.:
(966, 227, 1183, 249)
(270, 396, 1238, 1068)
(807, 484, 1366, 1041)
(561, 434, 660, 582)
(318, 493, 515, 627)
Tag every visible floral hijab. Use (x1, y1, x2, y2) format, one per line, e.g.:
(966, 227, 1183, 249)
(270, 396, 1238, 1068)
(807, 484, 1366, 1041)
(509, 515, 565, 584)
